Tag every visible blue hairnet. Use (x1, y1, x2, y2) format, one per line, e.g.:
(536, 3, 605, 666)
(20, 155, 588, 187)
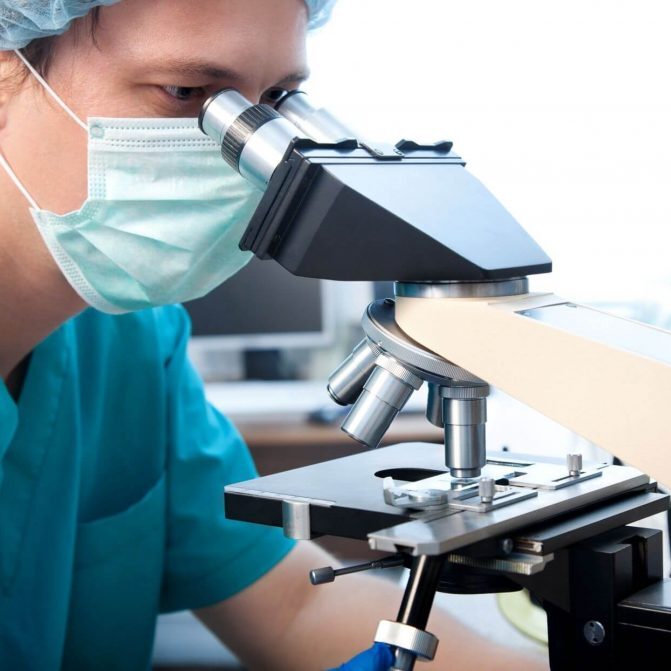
(0, 0, 336, 50)
(304, 0, 336, 29)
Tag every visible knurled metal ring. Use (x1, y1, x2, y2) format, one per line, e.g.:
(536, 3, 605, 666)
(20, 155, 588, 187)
(375, 353, 423, 389)
(366, 338, 383, 358)
(221, 104, 278, 170)
(437, 382, 490, 399)
(374, 620, 438, 661)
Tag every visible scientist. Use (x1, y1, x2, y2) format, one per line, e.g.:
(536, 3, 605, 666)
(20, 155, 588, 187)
(0, 1, 546, 669)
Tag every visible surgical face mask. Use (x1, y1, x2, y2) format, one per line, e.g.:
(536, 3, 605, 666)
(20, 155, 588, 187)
(0, 50, 263, 314)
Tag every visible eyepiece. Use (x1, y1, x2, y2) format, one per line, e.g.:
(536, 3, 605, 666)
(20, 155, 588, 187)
(199, 89, 304, 190)
(274, 90, 357, 144)
(199, 88, 252, 145)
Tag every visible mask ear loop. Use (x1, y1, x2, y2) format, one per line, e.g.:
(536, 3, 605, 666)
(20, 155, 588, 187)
(13, 49, 88, 132)
(1, 50, 89, 208)
(0, 150, 39, 209)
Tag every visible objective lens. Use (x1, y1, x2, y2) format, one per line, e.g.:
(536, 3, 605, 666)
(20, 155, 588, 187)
(427, 383, 490, 479)
(341, 363, 420, 448)
(425, 383, 444, 427)
(443, 397, 487, 479)
(327, 339, 380, 406)
(199, 89, 304, 190)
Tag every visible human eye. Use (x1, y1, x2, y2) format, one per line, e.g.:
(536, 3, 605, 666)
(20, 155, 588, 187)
(261, 87, 288, 106)
(161, 85, 207, 103)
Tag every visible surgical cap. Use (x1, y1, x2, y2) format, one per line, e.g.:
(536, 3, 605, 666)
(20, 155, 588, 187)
(0, 0, 336, 50)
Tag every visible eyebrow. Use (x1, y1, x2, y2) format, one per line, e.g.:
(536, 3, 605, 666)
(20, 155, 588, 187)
(275, 70, 311, 87)
(146, 57, 310, 88)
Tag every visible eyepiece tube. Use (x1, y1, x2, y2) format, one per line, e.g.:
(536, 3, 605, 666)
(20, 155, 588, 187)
(275, 90, 358, 144)
(199, 89, 252, 146)
(199, 89, 305, 190)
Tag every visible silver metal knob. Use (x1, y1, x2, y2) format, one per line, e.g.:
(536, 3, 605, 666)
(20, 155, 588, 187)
(375, 620, 438, 662)
(479, 476, 496, 504)
(567, 453, 583, 477)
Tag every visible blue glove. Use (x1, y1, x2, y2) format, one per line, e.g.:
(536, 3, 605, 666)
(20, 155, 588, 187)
(329, 643, 394, 671)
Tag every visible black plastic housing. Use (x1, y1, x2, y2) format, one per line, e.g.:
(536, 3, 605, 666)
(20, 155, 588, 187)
(240, 139, 552, 281)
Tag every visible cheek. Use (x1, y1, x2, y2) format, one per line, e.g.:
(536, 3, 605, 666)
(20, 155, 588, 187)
(4, 84, 89, 214)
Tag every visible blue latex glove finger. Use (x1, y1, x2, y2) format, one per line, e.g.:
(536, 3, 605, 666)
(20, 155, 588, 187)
(329, 643, 394, 671)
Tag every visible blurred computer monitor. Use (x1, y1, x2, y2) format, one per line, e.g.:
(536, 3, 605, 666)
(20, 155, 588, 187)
(184, 257, 335, 354)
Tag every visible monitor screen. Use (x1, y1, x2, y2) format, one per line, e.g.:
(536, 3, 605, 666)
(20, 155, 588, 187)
(184, 256, 333, 350)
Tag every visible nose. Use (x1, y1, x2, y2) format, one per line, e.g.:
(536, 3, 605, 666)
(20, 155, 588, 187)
(241, 91, 263, 105)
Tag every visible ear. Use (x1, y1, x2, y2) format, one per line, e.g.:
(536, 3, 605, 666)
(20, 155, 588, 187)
(0, 51, 21, 131)
(0, 55, 12, 130)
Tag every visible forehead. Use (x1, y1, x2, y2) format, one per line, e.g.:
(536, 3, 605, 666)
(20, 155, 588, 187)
(94, 0, 309, 87)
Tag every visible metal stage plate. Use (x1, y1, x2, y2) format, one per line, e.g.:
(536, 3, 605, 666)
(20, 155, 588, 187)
(225, 443, 653, 556)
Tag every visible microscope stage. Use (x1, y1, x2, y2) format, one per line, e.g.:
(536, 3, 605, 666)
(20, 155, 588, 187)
(225, 443, 659, 557)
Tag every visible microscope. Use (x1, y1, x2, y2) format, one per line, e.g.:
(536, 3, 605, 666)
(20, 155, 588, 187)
(199, 90, 671, 670)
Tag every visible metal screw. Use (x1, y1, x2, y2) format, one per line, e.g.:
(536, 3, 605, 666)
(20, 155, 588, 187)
(567, 453, 583, 477)
(479, 477, 495, 504)
(583, 620, 606, 646)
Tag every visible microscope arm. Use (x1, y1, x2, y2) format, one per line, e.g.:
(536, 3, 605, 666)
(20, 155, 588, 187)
(396, 292, 671, 487)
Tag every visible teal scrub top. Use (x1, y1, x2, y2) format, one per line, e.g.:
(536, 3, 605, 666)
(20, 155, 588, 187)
(0, 306, 296, 670)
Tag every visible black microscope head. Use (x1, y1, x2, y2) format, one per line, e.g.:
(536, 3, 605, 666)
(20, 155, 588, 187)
(199, 89, 551, 282)
(240, 139, 551, 282)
